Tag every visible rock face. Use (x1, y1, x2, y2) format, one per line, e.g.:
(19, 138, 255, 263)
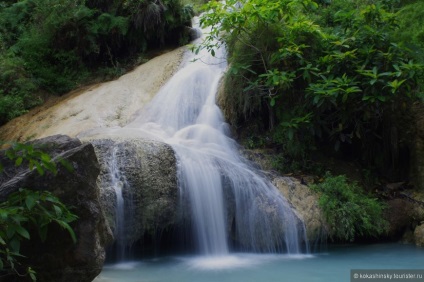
(240, 149, 327, 244)
(0, 135, 112, 282)
(87, 137, 178, 251)
(273, 177, 327, 244)
(414, 224, 424, 247)
(0, 47, 185, 143)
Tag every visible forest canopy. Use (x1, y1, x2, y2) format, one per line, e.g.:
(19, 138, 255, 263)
(197, 0, 424, 177)
(0, 0, 194, 124)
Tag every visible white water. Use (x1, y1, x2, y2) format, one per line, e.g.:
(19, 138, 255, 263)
(123, 20, 307, 255)
(82, 18, 307, 259)
(109, 147, 132, 261)
(110, 147, 128, 261)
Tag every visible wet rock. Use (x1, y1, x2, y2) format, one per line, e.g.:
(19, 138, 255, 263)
(273, 177, 327, 243)
(88, 137, 179, 247)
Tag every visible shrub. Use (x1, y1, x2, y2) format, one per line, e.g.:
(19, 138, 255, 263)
(0, 0, 194, 124)
(311, 173, 388, 242)
(198, 0, 423, 174)
(0, 143, 77, 281)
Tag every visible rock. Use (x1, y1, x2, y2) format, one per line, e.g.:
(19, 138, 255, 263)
(385, 192, 424, 246)
(239, 148, 327, 244)
(0, 47, 185, 142)
(87, 137, 178, 250)
(272, 177, 327, 243)
(385, 199, 416, 240)
(414, 224, 424, 247)
(0, 135, 112, 282)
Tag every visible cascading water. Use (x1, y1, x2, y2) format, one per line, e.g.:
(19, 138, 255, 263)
(109, 146, 133, 261)
(125, 20, 308, 255)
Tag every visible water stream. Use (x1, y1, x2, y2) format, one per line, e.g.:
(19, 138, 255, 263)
(123, 20, 306, 255)
(91, 18, 424, 282)
(94, 244, 424, 282)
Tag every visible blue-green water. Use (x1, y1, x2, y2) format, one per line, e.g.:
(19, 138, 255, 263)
(94, 244, 424, 282)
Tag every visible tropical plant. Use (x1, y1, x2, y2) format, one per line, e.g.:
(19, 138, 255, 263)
(197, 0, 423, 174)
(0, 143, 77, 281)
(0, 0, 194, 125)
(311, 173, 388, 242)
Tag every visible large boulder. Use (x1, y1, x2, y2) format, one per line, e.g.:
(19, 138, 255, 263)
(87, 137, 178, 252)
(241, 149, 327, 245)
(273, 177, 327, 244)
(0, 135, 112, 282)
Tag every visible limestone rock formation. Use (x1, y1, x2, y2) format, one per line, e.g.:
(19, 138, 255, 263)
(87, 137, 179, 249)
(0, 135, 112, 282)
(273, 177, 327, 243)
(240, 149, 327, 244)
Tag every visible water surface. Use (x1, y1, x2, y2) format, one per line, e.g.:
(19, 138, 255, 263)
(94, 244, 424, 282)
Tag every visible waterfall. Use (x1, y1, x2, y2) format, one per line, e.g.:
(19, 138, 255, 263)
(125, 20, 308, 255)
(109, 146, 133, 261)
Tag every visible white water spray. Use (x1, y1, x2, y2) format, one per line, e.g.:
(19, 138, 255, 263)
(125, 20, 307, 255)
(109, 146, 132, 261)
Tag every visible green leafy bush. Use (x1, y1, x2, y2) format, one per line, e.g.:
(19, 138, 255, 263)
(0, 0, 194, 124)
(198, 0, 423, 174)
(0, 143, 77, 281)
(0, 54, 40, 124)
(311, 173, 388, 242)
(392, 1, 424, 62)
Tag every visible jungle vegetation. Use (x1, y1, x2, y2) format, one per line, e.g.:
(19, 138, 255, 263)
(1, 0, 423, 244)
(195, 0, 423, 241)
(197, 0, 423, 180)
(0, 0, 194, 124)
(0, 143, 77, 281)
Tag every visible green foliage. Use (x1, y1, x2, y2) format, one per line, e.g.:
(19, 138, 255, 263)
(0, 54, 40, 124)
(0, 189, 78, 280)
(0, 143, 77, 281)
(198, 0, 423, 172)
(0, 0, 194, 124)
(311, 173, 388, 242)
(392, 1, 424, 62)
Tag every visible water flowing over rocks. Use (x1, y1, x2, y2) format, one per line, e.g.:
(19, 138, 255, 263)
(0, 135, 112, 282)
(0, 47, 185, 143)
(273, 177, 327, 243)
(86, 137, 179, 251)
(240, 149, 327, 244)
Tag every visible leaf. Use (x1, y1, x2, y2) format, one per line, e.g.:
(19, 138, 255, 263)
(15, 157, 23, 167)
(377, 96, 386, 102)
(55, 220, 77, 243)
(53, 205, 62, 217)
(7, 225, 16, 238)
(270, 98, 276, 107)
(9, 238, 20, 252)
(287, 129, 294, 140)
(25, 196, 36, 210)
(0, 209, 8, 220)
(59, 158, 74, 172)
(0, 235, 6, 245)
(211, 49, 215, 57)
(15, 225, 30, 240)
(29, 268, 37, 281)
(35, 162, 44, 176)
